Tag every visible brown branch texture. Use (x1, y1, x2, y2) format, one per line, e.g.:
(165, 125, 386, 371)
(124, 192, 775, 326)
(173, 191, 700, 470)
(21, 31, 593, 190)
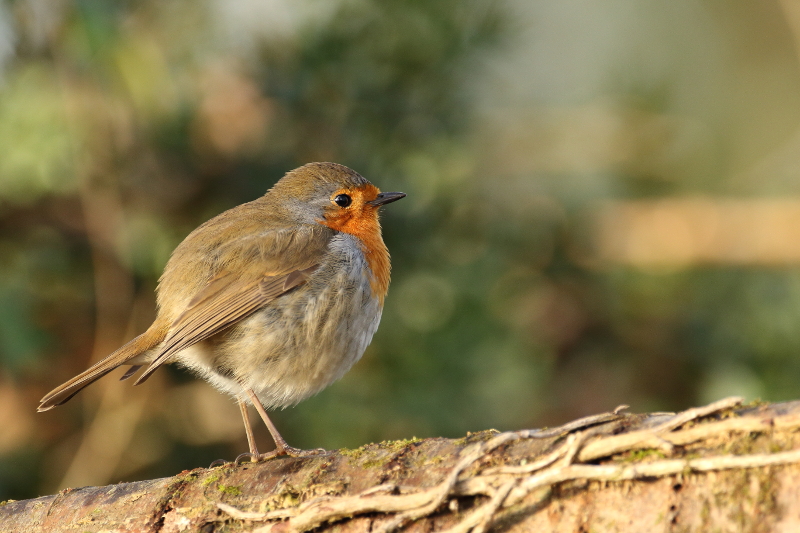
(5, 397, 800, 532)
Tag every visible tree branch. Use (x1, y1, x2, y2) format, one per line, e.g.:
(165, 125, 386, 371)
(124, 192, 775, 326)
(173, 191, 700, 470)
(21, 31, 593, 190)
(5, 397, 800, 532)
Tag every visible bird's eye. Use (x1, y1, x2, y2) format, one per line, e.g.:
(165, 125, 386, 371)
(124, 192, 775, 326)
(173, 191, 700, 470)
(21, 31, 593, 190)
(334, 194, 352, 207)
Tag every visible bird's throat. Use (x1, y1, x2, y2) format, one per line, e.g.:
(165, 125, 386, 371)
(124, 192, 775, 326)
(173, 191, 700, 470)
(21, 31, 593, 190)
(319, 205, 391, 303)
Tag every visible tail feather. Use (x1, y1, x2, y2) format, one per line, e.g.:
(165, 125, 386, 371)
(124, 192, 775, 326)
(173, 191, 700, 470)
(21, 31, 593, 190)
(119, 365, 143, 381)
(38, 327, 166, 412)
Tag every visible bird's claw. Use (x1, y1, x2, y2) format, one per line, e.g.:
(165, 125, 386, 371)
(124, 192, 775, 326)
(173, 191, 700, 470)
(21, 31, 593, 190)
(209, 458, 229, 468)
(209, 453, 261, 467)
(234, 452, 258, 465)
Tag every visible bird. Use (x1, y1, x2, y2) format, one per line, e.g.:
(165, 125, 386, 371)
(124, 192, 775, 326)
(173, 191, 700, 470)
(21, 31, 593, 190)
(38, 162, 406, 460)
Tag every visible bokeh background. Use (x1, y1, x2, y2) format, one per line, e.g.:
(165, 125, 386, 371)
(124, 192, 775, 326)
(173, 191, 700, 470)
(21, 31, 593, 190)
(3, 0, 800, 500)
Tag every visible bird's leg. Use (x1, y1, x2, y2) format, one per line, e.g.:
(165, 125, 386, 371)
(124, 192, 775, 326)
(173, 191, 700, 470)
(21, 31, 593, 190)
(245, 388, 326, 459)
(239, 397, 259, 455)
(228, 396, 261, 465)
(245, 388, 296, 455)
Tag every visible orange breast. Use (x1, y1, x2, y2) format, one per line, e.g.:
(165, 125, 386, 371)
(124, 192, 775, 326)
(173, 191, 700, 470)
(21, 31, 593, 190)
(318, 185, 391, 303)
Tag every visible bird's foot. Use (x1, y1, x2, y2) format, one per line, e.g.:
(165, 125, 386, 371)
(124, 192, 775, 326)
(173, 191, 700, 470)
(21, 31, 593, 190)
(234, 452, 259, 465)
(233, 446, 328, 464)
(276, 445, 328, 458)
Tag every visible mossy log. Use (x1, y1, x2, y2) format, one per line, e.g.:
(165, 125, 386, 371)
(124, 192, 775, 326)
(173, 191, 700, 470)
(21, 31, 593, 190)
(5, 397, 800, 532)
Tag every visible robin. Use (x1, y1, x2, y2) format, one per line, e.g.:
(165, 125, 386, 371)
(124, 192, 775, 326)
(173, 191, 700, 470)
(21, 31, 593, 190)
(38, 162, 406, 460)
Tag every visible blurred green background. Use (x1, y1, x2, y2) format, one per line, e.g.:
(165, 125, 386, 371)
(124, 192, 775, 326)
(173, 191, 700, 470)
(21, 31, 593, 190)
(4, 0, 800, 500)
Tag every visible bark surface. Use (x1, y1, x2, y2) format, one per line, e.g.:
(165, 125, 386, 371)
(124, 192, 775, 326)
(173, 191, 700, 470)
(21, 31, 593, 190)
(4, 397, 800, 532)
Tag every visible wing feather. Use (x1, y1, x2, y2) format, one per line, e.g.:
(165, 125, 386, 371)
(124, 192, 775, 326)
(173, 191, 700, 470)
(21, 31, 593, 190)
(133, 228, 329, 385)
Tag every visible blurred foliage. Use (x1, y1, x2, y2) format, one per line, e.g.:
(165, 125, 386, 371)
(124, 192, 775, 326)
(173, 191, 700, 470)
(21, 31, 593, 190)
(3, 0, 800, 502)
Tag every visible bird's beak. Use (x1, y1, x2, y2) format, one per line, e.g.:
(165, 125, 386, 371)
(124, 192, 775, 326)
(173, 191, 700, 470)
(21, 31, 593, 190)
(368, 192, 406, 207)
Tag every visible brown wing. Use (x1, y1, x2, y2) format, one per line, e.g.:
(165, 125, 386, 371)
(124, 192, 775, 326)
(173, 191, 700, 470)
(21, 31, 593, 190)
(133, 264, 319, 385)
